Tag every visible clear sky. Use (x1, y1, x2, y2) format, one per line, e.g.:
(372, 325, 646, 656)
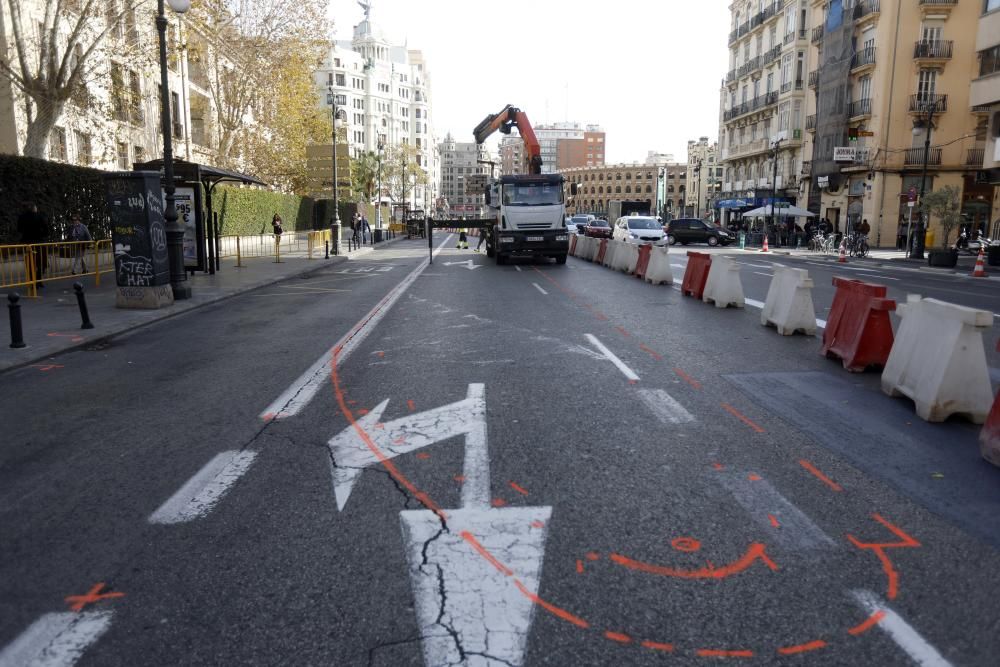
(329, 0, 731, 165)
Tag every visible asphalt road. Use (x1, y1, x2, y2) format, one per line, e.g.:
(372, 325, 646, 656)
(1, 237, 998, 666)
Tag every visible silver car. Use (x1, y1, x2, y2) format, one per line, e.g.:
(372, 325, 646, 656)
(612, 215, 667, 245)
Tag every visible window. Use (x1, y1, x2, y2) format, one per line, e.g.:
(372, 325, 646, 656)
(74, 131, 92, 165)
(766, 72, 774, 93)
(987, 0, 1000, 11)
(859, 74, 872, 101)
(133, 145, 144, 163)
(980, 44, 1000, 77)
(781, 53, 792, 86)
(917, 69, 937, 101)
(129, 70, 143, 124)
(49, 127, 67, 161)
(784, 5, 795, 35)
(117, 142, 129, 169)
(779, 101, 790, 130)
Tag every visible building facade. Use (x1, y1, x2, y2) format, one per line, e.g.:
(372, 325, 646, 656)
(686, 137, 722, 219)
(561, 161, 686, 218)
(972, 0, 1000, 206)
(499, 136, 524, 176)
(438, 133, 493, 217)
(717, 0, 812, 227)
(313, 6, 437, 211)
(499, 123, 605, 176)
(802, 0, 998, 247)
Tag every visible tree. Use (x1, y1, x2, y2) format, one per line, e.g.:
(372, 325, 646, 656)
(350, 151, 379, 204)
(920, 185, 962, 249)
(0, 0, 141, 158)
(383, 143, 428, 208)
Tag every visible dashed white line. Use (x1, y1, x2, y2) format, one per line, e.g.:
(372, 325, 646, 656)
(584, 334, 640, 381)
(851, 590, 953, 666)
(745, 297, 766, 309)
(0, 611, 113, 667)
(148, 450, 258, 524)
(532, 282, 548, 295)
(514, 265, 523, 272)
(636, 388, 694, 424)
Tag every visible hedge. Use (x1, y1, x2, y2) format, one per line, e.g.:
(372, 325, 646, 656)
(214, 186, 313, 235)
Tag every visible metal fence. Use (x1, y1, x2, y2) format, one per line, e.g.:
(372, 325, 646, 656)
(0, 240, 113, 297)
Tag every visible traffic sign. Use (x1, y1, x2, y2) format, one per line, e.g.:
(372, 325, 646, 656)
(859, 130, 875, 137)
(908, 186, 917, 202)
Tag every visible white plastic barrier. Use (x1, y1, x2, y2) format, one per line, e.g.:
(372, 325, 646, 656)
(761, 265, 817, 335)
(569, 235, 578, 257)
(619, 242, 640, 273)
(702, 255, 745, 308)
(603, 240, 621, 268)
(577, 236, 593, 261)
(644, 246, 673, 285)
(881, 295, 994, 423)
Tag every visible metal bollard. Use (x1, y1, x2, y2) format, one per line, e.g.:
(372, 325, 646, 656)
(8, 292, 26, 348)
(325, 241, 330, 259)
(73, 282, 95, 330)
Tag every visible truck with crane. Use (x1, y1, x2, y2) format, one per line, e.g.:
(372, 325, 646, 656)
(472, 105, 575, 265)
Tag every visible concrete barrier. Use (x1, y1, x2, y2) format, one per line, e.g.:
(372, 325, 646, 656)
(702, 254, 745, 308)
(603, 240, 620, 268)
(681, 251, 712, 300)
(618, 243, 640, 273)
(821, 278, 896, 372)
(634, 244, 653, 281)
(761, 265, 817, 336)
(581, 236, 596, 262)
(644, 246, 673, 285)
(569, 235, 578, 256)
(882, 295, 994, 423)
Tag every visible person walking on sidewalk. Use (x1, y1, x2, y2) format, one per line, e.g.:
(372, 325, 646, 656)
(351, 213, 360, 244)
(17, 202, 50, 287)
(360, 214, 371, 244)
(271, 213, 283, 251)
(68, 214, 92, 274)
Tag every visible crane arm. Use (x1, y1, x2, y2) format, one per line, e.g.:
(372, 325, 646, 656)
(472, 104, 543, 175)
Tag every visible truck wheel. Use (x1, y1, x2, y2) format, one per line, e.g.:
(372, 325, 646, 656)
(555, 254, 567, 265)
(486, 245, 495, 258)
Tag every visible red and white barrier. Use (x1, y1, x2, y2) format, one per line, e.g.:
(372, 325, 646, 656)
(821, 278, 896, 372)
(702, 255, 745, 308)
(761, 265, 817, 336)
(644, 246, 673, 285)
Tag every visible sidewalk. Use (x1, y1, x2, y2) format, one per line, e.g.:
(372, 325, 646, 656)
(735, 244, 988, 275)
(0, 237, 402, 373)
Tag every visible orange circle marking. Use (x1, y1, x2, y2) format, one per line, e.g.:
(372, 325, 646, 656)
(671, 537, 702, 553)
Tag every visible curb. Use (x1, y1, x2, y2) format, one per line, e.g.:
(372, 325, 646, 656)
(0, 236, 406, 375)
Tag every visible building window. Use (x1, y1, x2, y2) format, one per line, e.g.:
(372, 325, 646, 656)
(117, 142, 129, 169)
(134, 145, 144, 162)
(74, 130, 92, 165)
(49, 127, 67, 161)
(980, 44, 1000, 77)
(917, 69, 937, 101)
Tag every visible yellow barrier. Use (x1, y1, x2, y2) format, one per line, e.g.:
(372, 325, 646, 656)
(0, 240, 113, 297)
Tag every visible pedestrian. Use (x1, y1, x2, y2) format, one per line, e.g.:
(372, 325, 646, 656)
(17, 202, 50, 287)
(361, 214, 371, 244)
(271, 213, 283, 250)
(474, 226, 488, 252)
(859, 218, 871, 238)
(68, 213, 92, 274)
(351, 213, 360, 243)
(457, 228, 469, 250)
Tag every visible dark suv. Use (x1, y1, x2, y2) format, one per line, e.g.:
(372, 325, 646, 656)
(666, 218, 734, 247)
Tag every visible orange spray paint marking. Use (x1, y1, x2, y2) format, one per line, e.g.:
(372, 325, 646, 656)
(604, 631, 632, 644)
(530, 520, 544, 529)
(748, 473, 762, 481)
(848, 610, 886, 636)
(611, 543, 778, 580)
(576, 559, 584, 574)
(491, 498, 507, 508)
(696, 649, 754, 658)
(374, 423, 385, 430)
(406, 400, 416, 412)
(641, 640, 675, 652)
(460, 531, 513, 576)
(712, 462, 724, 471)
(65, 583, 124, 612)
(777, 640, 827, 656)
(415, 452, 430, 460)
(798, 459, 843, 492)
(615, 326, 630, 338)
(30, 364, 64, 372)
(513, 578, 590, 629)
(846, 514, 920, 600)
(453, 475, 466, 483)
(670, 537, 702, 553)
(673, 367, 702, 390)
(47, 332, 84, 342)
(357, 408, 369, 416)
(628, 379, 638, 385)
(721, 403, 765, 433)
(768, 514, 780, 528)
(261, 412, 276, 422)
(509, 481, 530, 496)
(585, 552, 600, 561)
(392, 436, 406, 445)
(376, 351, 385, 358)
(638, 344, 663, 361)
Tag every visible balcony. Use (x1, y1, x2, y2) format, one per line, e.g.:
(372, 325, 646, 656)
(850, 47, 877, 73)
(966, 147, 985, 167)
(806, 114, 817, 131)
(919, 0, 956, 17)
(853, 0, 880, 24)
(972, 104, 996, 114)
(730, 139, 770, 159)
(729, 29, 738, 45)
(811, 25, 824, 44)
(722, 91, 779, 122)
(781, 81, 792, 94)
(726, 68, 737, 83)
(903, 147, 942, 167)
(808, 70, 819, 88)
(761, 45, 782, 67)
(784, 31, 795, 46)
(913, 40, 953, 63)
(909, 94, 948, 113)
(849, 98, 872, 119)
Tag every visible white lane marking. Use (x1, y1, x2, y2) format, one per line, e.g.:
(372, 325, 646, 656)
(148, 451, 257, 524)
(532, 282, 549, 295)
(584, 334, 640, 381)
(636, 388, 694, 424)
(745, 262, 774, 269)
(670, 263, 685, 269)
(851, 590, 953, 666)
(753, 271, 773, 277)
(816, 317, 828, 328)
(260, 235, 453, 420)
(745, 297, 766, 309)
(0, 612, 113, 667)
(514, 265, 523, 272)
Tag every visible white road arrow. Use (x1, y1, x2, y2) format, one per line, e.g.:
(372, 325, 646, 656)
(327, 384, 552, 667)
(443, 259, 482, 270)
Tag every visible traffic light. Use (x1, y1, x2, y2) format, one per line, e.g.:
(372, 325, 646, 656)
(848, 127, 859, 142)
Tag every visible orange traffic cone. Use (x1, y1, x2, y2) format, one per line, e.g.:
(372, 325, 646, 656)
(973, 246, 988, 277)
(761, 235, 769, 253)
(838, 239, 847, 263)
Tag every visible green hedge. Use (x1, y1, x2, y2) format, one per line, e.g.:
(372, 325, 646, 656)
(215, 186, 313, 235)
(0, 154, 111, 243)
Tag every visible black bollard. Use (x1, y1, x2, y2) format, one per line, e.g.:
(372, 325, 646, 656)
(325, 241, 330, 259)
(8, 292, 26, 348)
(73, 282, 95, 330)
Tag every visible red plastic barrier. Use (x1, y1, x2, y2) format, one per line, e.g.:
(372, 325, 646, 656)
(595, 239, 609, 264)
(634, 244, 652, 281)
(821, 277, 896, 372)
(979, 341, 1000, 468)
(569, 235, 578, 256)
(681, 251, 712, 299)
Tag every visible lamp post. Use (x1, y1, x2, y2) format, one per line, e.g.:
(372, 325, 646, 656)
(694, 160, 702, 220)
(768, 138, 782, 245)
(910, 98, 943, 260)
(327, 88, 346, 251)
(377, 137, 385, 229)
(156, 0, 191, 299)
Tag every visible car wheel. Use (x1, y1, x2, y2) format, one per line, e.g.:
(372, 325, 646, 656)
(555, 254, 567, 265)
(668, 234, 677, 245)
(707, 236, 720, 247)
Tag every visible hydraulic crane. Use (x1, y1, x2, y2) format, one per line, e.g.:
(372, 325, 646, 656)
(472, 105, 543, 175)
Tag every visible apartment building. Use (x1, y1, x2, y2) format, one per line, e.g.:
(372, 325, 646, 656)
(438, 133, 493, 216)
(971, 0, 1000, 205)
(313, 6, 438, 210)
(686, 137, 723, 218)
(801, 0, 997, 246)
(560, 161, 686, 218)
(717, 0, 812, 227)
(499, 123, 605, 176)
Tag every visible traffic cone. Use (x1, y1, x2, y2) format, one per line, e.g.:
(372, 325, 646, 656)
(761, 235, 769, 252)
(838, 239, 847, 263)
(973, 246, 988, 277)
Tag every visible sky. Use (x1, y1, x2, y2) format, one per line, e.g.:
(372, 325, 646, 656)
(328, 0, 731, 165)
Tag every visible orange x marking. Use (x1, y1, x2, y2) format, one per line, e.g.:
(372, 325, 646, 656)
(846, 514, 920, 600)
(65, 582, 125, 612)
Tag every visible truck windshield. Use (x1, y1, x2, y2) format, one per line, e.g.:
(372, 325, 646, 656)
(503, 184, 564, 206)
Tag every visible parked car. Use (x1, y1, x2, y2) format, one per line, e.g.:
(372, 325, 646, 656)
(569, 214, 596, 235)
(613, 216, 668, 245)
(666, 218, 734, 246)
(583, 218, 613, 239)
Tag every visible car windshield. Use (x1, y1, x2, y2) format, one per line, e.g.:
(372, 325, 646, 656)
(590, 220, 609, 227)
(627, 218, 661, 230)
(571, 216, 592, 223)
(503, 184, 564, 206)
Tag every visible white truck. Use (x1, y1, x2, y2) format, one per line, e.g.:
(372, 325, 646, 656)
(484, 175, 572, 265)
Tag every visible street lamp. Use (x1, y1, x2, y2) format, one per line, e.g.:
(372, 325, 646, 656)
(909, 97, 944, 259)
(156, 0, 191, 299)
(768, 138, 783, 246)
(694, 160, 702, 220)
(327, 88, 346, 250)
(377, 137, 385, 229)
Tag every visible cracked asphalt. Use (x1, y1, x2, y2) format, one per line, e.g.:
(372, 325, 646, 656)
(1, 238, 999, 666)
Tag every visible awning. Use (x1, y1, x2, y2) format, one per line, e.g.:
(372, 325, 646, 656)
(717, 199, 752, 208)
(742, 204, 817, 218)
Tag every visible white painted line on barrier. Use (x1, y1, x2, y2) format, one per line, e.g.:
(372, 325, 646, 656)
(259, 234, 453, 420)
(0, 612, 113, 667)
(514, 266, 523, 272)
(585, 334, 640, 381)
(532, 282, 549, 295)
(636, 388, 694, 424)
(851, 590, 953, 666)
(148, 450, 257, 524)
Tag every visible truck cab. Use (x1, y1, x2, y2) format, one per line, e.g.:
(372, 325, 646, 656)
(485, 174, 570, 265)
